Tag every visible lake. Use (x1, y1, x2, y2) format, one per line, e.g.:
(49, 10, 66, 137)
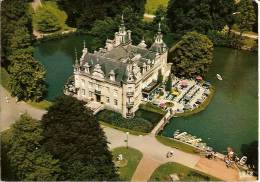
(34, 34, 258, 155)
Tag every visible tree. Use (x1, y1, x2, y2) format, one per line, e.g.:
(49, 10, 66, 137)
(90, 17, 118, 49)
(41, 96, 118, 180)
(152, 5, 170, 33)
(165, 74, 172, 92)
(34, 8, 61, 32)
(166, 0, 236, 36)
(1, 0, 32, 65)
(241, 141, 258, 176)
(167, 0, 213, 36)
(8, 114, 61, 181)
(157, 69, 163, 83)
(55, 0, 146, 29)
(169, 31, 213, 78)
(236, 0, 256, 34)
(9, 58, 47, 101)
(210, 0, 236, 33)
(8, 27, 32, 51)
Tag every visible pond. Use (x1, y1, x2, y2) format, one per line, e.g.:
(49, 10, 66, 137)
(162, 48, 258, 155)
(34, 34, 258, 155)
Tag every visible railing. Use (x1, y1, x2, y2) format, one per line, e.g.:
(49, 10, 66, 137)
(126, 91, 134, 96)
(126, 113, 134, 118)
(95, 90, 101, 95)
(126, 102, 134, 107)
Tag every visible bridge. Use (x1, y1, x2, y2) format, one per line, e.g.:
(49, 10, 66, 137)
(151, 109, 175, 135)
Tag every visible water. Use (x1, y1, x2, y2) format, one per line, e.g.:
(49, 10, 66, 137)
(33, 34, 96, 100)
(162, 48, 258, 155)
(34, 35, 258, 155)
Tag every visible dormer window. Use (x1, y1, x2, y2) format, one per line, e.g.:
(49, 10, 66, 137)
(109, 70, 116, 81)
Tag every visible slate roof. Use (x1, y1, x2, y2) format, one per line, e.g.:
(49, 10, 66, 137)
(80, 44, 159, 84)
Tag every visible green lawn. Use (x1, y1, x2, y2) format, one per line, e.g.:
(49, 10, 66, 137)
(150, 162, 220, 181)
(145, 0, 169, 14)
(112, 147, 143, 181)
(156, 136, 197, 154)
(27, 100, 52, 110)
(1, 67, 11, 91)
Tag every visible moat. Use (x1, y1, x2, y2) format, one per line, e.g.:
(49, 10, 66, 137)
(34, 34, 258, 155)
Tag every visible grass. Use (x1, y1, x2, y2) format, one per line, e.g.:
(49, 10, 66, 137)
(27, 100, 52, 110)
(174, 86, 215, 117)
(145, 0, 169, 14)
(0, 67, 11, 91)
(156, 136, 197, 154)
(112, 147, 143, 181)
(100, 121, 148, 136)
(150, 162, 220, 181)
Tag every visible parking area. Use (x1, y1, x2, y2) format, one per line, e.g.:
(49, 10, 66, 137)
(142, 76, 211, 113)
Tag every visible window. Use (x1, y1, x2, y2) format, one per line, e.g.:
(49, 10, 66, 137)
(89, 91, 93, 97)
(82, 89, 85, 96)
(81, 79, 85, 86)
(89, 82, 93, 89)
(114, 99, 118, 106)
(107, 97, 110, 103)
(114, 89, 118, 97)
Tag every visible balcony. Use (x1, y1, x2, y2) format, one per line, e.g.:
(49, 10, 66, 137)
(126, 101, 134, 108)
(95, 90, 101, 95)
(126, 91, 134, 96)
(126, 113, 134, 118)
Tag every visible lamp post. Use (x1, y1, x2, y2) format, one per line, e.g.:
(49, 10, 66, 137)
(126, 132, 129, 149)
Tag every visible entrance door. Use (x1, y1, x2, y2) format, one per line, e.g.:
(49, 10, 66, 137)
(96, 94, 101, 102)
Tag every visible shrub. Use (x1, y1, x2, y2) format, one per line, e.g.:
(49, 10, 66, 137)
(96, 110, 158, 133)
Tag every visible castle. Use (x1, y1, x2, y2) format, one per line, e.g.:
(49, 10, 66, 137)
(70, 16, 171, 118)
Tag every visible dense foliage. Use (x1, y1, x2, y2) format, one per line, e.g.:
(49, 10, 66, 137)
(165, 74, 172, 92)
(169, 32, 213, 78)
(41, 96, 118, 180)
(97, 109, 163, 133)
(9, 57, 47, 101)
(241, 141, 258, 176)
(34, 7, 61, 32)
(55, 0, 146, 29)
(236, 0, 256, 34)
(166, 0, 236, 36)
(157, 69, 163, 83)
(3, 114, 61, 181)
(1, 0, 32, 64)
(1, 0, 47, 101)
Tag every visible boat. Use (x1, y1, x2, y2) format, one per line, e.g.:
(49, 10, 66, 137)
(216, 74, 223, 80)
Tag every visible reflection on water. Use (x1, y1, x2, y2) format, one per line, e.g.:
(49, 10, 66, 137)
(34, 35, 258, 156)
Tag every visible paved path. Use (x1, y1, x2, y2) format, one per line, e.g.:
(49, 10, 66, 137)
(143, 13, 155, 19)
(131, 154, 161, 181)
(0, 86, 46, 131)
(1, 86, 242, 181)
(231, 30, 258, 40)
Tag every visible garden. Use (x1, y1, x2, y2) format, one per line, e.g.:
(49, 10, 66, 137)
(112, 147, 143, 181)
(149, 162, 219, 181)
(96, 107, 164, 134)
